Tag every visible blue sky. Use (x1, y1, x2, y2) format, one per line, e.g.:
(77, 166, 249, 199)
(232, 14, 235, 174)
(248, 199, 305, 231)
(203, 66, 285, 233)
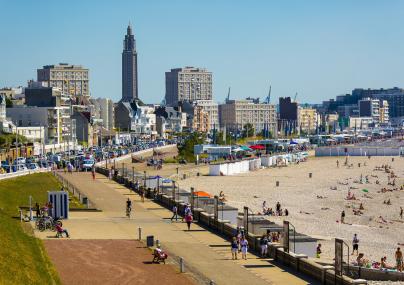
(1, 0, 404, 104)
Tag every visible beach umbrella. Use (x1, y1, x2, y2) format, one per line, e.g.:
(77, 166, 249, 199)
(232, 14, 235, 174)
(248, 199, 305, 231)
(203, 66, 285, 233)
(240, 146, 252, 151)
(362, 189, 369, 193)
(250, 144, 265, 150)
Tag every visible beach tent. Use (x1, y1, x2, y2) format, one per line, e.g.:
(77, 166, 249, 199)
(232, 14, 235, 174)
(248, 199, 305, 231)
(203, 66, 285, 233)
(194, 191, 212, 198)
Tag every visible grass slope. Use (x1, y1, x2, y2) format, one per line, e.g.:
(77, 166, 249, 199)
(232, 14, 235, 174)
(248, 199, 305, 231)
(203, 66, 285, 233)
(0, 173, 61, 285)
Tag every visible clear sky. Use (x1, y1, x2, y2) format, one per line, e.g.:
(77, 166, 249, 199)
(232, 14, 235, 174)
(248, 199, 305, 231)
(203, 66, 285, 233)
(1, 0, 404, 104)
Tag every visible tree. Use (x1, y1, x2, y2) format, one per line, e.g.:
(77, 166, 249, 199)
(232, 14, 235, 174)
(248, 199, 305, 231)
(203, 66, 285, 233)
(177, 132, 206, 162)
(242, 123, 255, 138)
(5, 98, 13, 108)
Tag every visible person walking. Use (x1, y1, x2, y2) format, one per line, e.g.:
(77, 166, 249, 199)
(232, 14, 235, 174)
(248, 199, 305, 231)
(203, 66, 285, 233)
(352, 234, 359, 255)
(91, 167, 96, 180)
(240, 236, 249, 260)
(171, 204, 178, 222)
(396, 247, 403, 272)
(316, 243, 322, 258)
(182, 204, 191, 222)
(35, 202, 40, 218)
(231, 237, 238, 260)
(341, 210, 346, 223)
(260, 234, 268, 258)
(185, 212, 193, 230)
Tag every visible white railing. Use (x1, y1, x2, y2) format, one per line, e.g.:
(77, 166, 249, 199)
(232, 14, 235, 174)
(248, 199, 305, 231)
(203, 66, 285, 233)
(0, 167, 51, 181)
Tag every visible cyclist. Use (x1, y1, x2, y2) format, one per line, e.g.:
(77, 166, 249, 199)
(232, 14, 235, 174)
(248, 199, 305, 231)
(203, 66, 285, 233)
(126, 198, 132, 217)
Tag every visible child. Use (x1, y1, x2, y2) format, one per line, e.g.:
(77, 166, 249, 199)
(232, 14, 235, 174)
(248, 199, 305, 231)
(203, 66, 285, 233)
(316, 243, 322, 258)
(231, 237, 238, 260)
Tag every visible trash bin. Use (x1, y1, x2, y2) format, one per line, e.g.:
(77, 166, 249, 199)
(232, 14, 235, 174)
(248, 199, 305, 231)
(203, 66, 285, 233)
(146, 235, 154, 247)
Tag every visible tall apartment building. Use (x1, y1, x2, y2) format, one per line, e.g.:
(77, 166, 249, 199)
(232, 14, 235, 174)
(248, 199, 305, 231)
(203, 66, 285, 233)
(358, 98, 389, 125)
(348, 88, 403, 118)
(194, 100, 219, 130)
(37, 63, 89, 97)
(165, 67, 212, 106)
(219, 99, 277, 135)
(122, 24, 138, 101)
(90, 98, 114, 130)
(0, 94, 6, 121)
(298, 107, 319, 134)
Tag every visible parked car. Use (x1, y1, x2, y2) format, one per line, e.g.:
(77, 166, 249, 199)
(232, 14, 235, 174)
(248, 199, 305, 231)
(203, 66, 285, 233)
(81, 159, 95, 171)
(27, 163, 40, 170)
(12, 164, 28, 172)
(14, 157, 26, 165)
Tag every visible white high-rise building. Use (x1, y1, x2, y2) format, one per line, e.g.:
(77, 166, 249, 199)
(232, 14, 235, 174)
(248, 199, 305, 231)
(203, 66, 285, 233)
(165, 67, 212, 106)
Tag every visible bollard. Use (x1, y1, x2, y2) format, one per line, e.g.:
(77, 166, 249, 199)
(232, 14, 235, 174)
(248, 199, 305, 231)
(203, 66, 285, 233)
(276, 181, 279, 187)
(180, 257, 185, 273)
(138, 227, 142, 241)
(309, 173, 312, 178)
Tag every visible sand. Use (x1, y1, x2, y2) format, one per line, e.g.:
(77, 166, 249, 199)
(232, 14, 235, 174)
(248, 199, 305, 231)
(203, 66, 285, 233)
(180, 155, 404, 264)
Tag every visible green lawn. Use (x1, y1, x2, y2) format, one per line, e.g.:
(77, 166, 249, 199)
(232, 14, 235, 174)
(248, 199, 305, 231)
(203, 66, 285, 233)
(0, 173, 61, 284)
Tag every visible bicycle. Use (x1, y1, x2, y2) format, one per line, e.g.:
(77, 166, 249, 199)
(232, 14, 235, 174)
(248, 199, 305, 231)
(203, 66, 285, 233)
(126, 206, 131, 218)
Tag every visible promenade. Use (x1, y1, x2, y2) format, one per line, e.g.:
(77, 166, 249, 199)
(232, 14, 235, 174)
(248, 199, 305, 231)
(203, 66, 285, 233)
(37, 171, 318, 285)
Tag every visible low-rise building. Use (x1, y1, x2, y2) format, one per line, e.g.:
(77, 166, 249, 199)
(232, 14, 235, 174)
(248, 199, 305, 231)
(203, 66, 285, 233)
(155, 106, 187, 138)
(349, 117, 373, 130)
(219, 98, 277, 135)
(114, 100, 157, 138)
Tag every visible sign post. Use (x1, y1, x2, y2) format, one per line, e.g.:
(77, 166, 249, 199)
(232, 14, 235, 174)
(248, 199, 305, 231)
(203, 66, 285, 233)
(243, 206, 249, 234)
(335, 238, 344, 282)
(283, 221, 290, 253)
(190, 187, 195, 211)
(214, 195, 219, 221)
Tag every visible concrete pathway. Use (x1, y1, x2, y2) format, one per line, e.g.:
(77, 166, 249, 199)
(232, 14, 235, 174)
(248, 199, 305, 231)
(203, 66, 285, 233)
(36, 171, 318, 285)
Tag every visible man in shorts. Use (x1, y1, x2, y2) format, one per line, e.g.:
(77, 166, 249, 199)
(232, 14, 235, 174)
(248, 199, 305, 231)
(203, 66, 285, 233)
(396, 247, 403, 272)
(352, 234, 359, 255)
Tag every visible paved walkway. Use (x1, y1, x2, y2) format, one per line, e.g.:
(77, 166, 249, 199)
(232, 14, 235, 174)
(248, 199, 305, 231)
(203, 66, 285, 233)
(37, 171, 318, 285)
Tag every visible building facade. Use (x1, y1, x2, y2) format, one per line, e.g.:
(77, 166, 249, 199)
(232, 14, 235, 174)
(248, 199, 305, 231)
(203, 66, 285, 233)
(194, 100, 219, 130)
(219, 99, 277, 135)
(165, 67, 212, 106)
(298, 107, 319, 134)
(6, 106, 71, 144)
(349, 117, 373, 130)
(358, 98, 389, 125)
(90, 98, 114, 130)
(122, 24, 138, 101)
(37, 64, 89, 97)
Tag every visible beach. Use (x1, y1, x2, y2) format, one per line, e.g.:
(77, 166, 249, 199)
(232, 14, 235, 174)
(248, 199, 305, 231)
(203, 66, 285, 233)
(180, 155, 404, 264)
